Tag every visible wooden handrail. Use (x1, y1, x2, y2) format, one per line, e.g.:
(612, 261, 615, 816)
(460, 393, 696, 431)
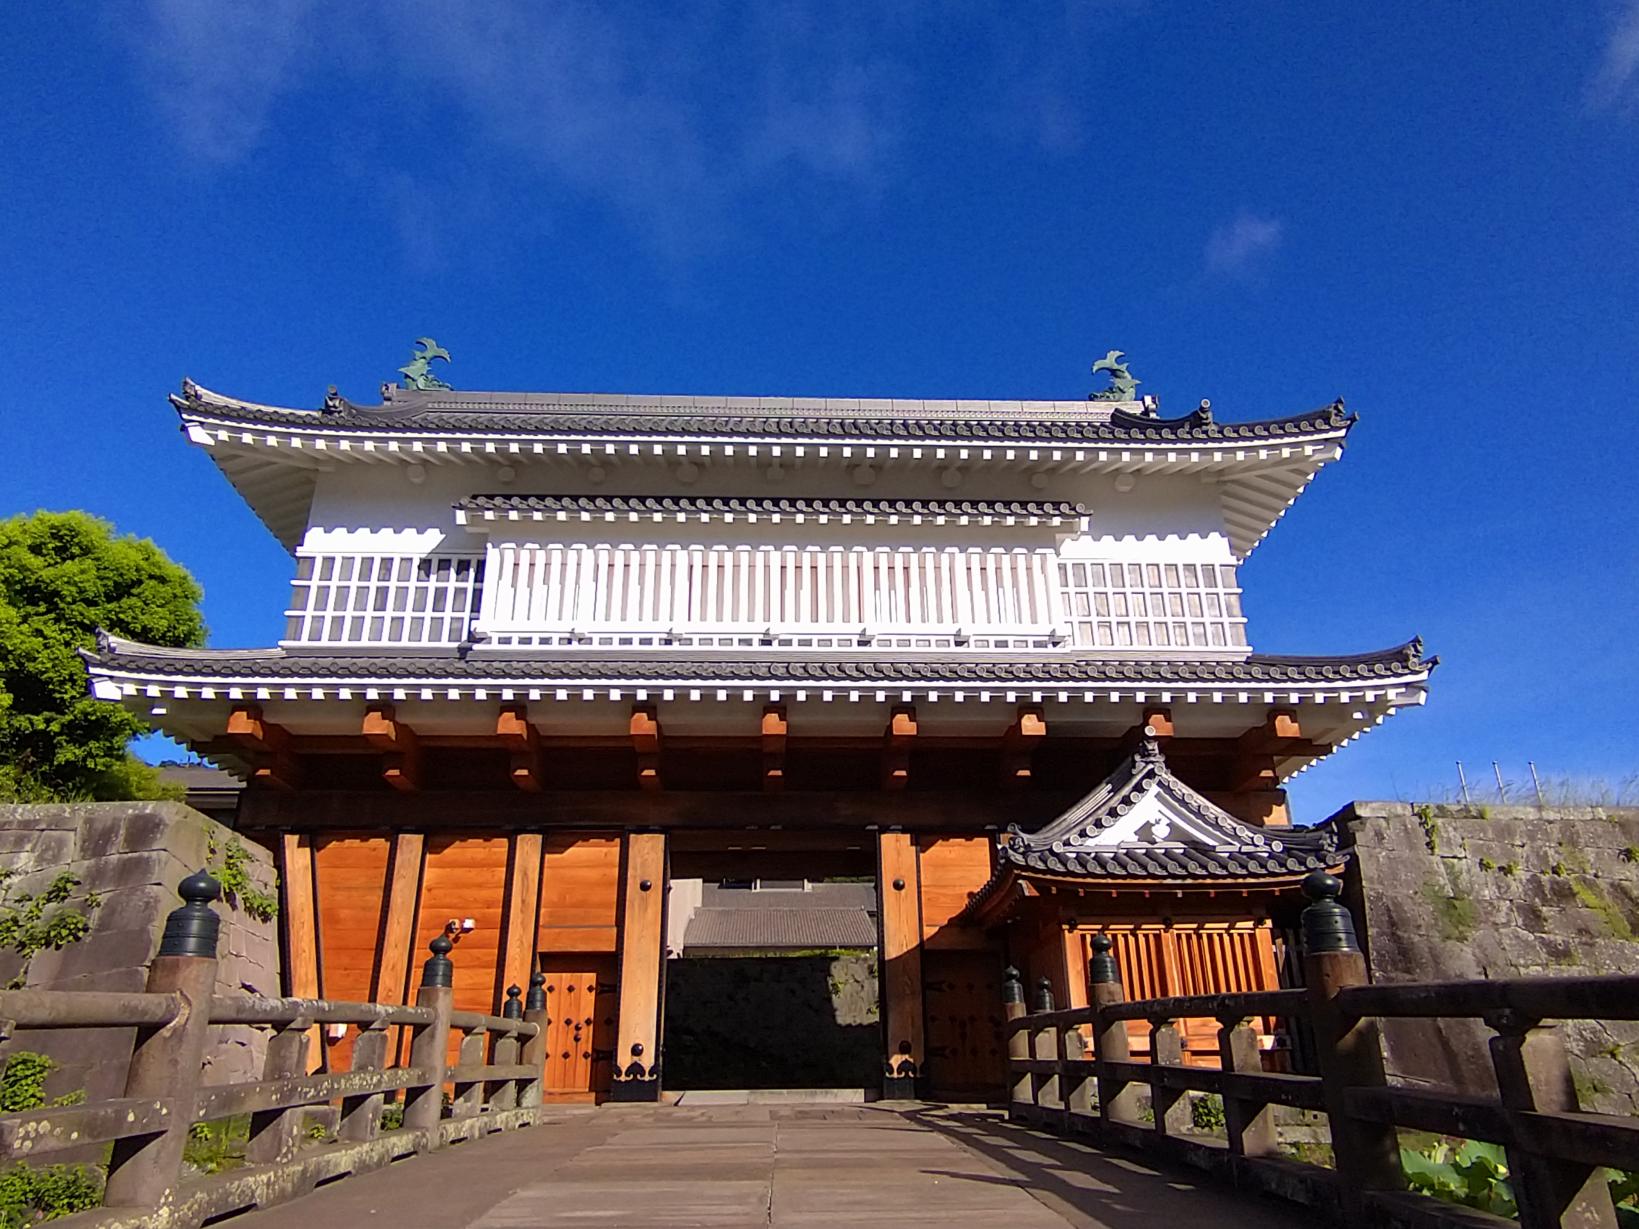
(1004, 882, 1636, 1229)
(0, 989, 183, 1029)
(0, 872, 551, 1229)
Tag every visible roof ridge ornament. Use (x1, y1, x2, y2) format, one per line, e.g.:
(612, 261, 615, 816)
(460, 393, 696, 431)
(397, 338, 453, 392)
(1089, 349, 1140, 402)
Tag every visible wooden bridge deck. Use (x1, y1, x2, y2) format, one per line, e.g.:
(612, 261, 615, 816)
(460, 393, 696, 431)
(226, 1104, 1323, 1228)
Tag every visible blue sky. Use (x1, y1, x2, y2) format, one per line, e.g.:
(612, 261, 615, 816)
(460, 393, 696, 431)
(3, 3, 1636, 817)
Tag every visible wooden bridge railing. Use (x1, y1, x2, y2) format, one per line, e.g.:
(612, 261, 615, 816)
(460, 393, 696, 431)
(0, 871, 546, 1229)
(1005, 871, 1639, 1229)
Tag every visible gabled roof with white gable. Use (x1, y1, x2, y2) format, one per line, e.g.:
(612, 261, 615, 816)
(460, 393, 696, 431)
(996, 736, 1341, 880)
(959, 737, 1343, 920)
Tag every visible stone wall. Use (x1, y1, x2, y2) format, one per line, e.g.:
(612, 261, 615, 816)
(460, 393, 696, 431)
(0, 802, 279, 1106)
(1335, 800, 1639, 1116)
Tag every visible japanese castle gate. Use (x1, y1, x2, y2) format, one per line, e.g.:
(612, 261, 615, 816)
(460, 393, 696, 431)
(82, 367, 1432, 1102)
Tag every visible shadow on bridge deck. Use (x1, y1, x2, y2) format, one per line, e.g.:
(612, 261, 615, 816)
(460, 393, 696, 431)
(226, 1104, 1325, 1228)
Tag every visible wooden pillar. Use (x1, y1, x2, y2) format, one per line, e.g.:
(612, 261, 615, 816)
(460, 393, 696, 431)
(500, 833, 544, 1001)
(878, 831, 924, 1098)
(278, 832, 323, 1073)
(612, 832, 667, 1101)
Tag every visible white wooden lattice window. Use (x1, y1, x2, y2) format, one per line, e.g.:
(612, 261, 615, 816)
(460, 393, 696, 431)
(1058, 560, 1246, 649)
(284, 554, 485, 646)
(478, 544, 1062, 649)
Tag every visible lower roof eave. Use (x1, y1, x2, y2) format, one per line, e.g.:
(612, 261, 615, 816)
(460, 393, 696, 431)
(956, 861, 1346, 928)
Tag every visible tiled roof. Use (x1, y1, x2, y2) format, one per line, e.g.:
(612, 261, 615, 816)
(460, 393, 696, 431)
(176, 381, 1355, 446)
(683, 907, 877, 950)
(82, 634, 1435, 687)
(455, 494, 1086, 521)
(959, 738, 1341, 918)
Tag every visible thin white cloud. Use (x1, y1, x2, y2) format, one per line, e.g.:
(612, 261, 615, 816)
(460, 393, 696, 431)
(120, 1, 1137, 257)
(1203, 212, 1284, 278)
(1589, 0, 1639, 110)
(129, 0, 316, 163)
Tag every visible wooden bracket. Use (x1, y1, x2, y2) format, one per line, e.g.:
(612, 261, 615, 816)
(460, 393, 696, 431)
(761, 705, 787, 793)
(497, 705, 542, 792)
(1118, 706, 1175, 758)
(882, 706, 917, 791)
(1000, 705, 1047, 787)
(225, 705, 299, 790)
(363, 704, 420, 793)
(630, 705, 661, 792)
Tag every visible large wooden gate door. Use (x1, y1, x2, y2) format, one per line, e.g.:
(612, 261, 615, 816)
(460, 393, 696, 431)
(539, 954, 617, 1101)
(922, 949, 1008, 1101)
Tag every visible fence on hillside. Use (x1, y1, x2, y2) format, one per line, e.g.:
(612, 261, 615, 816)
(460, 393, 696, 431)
(0, 870, 543, 1229)
(1005, 871, 1639, 1229)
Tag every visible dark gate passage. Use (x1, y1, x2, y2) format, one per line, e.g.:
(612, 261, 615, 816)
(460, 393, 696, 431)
(663, 953, 880, 1089)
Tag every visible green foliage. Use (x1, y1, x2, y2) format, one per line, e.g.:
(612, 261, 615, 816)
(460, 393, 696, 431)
(1189, 1092, 1225, 1133)
(1610, 1169, 1639, 1228)
(379, 1101, 405, 1132)
(1477, 856, 1496, 872)
(1414, 805, 1440, 854)
(1400, 1138, 1516, 1218)
(1421, 873, 1478, 942)
(0, 871, 101, 989)
(0, 1052, 99, 1224)
(0, 1160, 101, 1226)
(1624, 846, 1639, 865)
(1569, 878, 1636, 942)
(206, 836, 278, 922)
(183, 1118, 247, 1175)
(0, 510, 204, 801)
(1501, 860, 1521, 877)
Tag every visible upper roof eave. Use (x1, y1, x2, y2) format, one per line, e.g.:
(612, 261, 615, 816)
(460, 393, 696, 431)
(174, 379, 1357, 451)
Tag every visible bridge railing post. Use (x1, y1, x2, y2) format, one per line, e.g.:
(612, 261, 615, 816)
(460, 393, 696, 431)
(1486, 1012, 1618, 1229)
(452, 1024, 487, 1121)
(340, 1021, 390, 1142)
(102, 871, 222, 1214)
(404, 935, 455, 1139)
(1148, 1018, 1190, 1137)
(1030, 977, 1061, 1122)
(1088, 935, 1141, 1125)
(1216, 1013, 1277, 1158)
(1003, 967, 1032, 1117)
(519, 971, 548, 1110)
(489, 985, 524, 1113)
(246, 1016, 313, 1164)
(1299, 871, 1404, 1218)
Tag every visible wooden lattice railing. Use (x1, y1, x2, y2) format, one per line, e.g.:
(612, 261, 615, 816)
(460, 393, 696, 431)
(0, 871, 545, 1229)
(1005, 872, 1639, 1229)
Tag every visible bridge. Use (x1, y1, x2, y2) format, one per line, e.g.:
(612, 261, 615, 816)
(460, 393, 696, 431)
(0, 871, 1634, 1229)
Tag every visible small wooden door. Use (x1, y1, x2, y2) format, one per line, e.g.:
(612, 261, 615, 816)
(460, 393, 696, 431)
(922, 950, 1008, 1101)
(539, 954, 617, 1101)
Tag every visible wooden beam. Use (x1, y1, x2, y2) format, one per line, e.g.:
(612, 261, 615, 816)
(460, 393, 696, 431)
(630, 706, 661, 792)
(613, 833, 667, 1097)
(497, 705, 542, 792)
(882, 706, 916, 791)
(362, 705, 420, 793)
(1143, 706, 1175, 739)
(1000, 705, 1047, 787)
(500, 833, 544, 1001)
(372, 832, 424, 1007)
(878, 833, 924, 1087)
(278, 833, 322, 1073)
(1237, 709, 1308, 756)
(761, 705, 787, 793)
(225, 705, 300, 790)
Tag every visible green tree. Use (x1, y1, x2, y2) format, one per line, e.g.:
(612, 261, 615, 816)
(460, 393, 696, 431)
(0, 511, 205, 801)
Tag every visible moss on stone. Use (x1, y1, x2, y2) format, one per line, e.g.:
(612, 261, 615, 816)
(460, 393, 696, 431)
(1569, 878, 1637, 942)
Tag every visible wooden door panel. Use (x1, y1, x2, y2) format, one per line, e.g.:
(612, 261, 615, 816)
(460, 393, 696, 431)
(923, 949, 1007, 1101)
(539, 954, 616, 1101)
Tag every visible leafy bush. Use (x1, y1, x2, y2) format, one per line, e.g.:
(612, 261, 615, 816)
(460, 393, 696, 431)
(1189, 1093, 1225, 1133)
(1401, 1138, 1515, 1218)
(182, 1118, 247, 1175)
(0, 1161, 101, 1226)
(380, 1101, 405, 1132)
(0, 871, 102, 989)
(0, 1053, 80, 1113)
(206, 836, 278, 923)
